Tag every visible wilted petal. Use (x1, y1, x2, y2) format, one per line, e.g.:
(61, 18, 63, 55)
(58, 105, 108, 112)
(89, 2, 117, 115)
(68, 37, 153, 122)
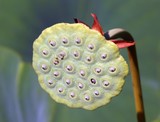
(111, 40, 135, 48)
(91, 13, 104, 35)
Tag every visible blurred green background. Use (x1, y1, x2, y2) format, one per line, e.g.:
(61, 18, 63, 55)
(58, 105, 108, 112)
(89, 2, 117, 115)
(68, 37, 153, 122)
(0, 0, 160, 122)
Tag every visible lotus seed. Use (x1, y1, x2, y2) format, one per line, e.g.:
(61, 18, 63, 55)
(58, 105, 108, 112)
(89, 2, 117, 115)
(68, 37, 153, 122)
(103, 81, 110, 86)
(66, 79, 71, 85)
(88, 44, 94, 50)
(73, 51, 79, 57)
(53, 71, 59, 77)
(94, 90, 99, 96)
(84, 95, 90, 101)
(66, 65, 73, 71)
(48, 79, 53, 85)
(101, 53, 107, 59)
(62, 38, 68, 44)
(80, 70, 85, 76)
(109, 67, 116, 72)
(49, 40, 56, 47)
(90, 78, 96, 84)
(75, 38, 81, 44)
(78, 83, 83, 89)
(86, 56, 92, 62)
(58, 87, 63, 93)
(95, 68, 101, 73)
(41, 64, 48, 70)
(70, 92, 75, 98)
(42, 50, 48, 55)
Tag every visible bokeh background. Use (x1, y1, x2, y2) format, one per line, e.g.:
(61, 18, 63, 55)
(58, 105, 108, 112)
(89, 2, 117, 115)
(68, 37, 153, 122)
(0, 0, 160, 122)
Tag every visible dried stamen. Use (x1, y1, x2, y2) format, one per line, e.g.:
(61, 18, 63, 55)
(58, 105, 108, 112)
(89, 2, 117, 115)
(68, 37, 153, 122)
(53, 60, 59, 65)
(58, 51, 66, 60)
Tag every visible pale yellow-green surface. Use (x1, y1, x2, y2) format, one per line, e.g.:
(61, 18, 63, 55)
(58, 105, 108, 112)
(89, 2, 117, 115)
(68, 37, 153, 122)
(32, 23, 128, 110)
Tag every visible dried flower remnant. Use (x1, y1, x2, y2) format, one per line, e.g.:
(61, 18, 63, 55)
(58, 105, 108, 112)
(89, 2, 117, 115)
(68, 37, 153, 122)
(32, 14, 129, 110)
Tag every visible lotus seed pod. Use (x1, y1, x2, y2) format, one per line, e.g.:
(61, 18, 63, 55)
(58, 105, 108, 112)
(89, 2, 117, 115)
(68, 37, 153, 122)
(32, 23, 128, 110)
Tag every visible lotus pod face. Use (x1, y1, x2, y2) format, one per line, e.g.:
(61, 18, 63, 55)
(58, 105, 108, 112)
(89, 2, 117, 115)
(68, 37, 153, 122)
(32, 23, 128, 110)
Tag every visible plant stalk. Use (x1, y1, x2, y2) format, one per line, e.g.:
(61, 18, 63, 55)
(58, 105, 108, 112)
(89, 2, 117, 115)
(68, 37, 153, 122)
(127, 45, 146, 122)
(106, 28, 146, 122)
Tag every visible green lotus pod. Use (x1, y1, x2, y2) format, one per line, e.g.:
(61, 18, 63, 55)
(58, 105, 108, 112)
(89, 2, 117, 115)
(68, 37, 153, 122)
(32, 21, 128, 110)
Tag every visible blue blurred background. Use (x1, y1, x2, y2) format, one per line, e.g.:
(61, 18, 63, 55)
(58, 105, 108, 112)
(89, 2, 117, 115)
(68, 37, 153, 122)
(0, 0, 160, 122)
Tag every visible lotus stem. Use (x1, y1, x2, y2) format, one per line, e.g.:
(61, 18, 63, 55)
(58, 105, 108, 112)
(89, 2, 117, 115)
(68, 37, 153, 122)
(127, 45, 146, 122)
(107, 29, 146, 122)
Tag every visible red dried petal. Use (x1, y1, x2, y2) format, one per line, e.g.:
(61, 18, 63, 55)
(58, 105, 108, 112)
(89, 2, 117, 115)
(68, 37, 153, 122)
(111, 40, 135, 48)
(91, 13, 104, 35)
